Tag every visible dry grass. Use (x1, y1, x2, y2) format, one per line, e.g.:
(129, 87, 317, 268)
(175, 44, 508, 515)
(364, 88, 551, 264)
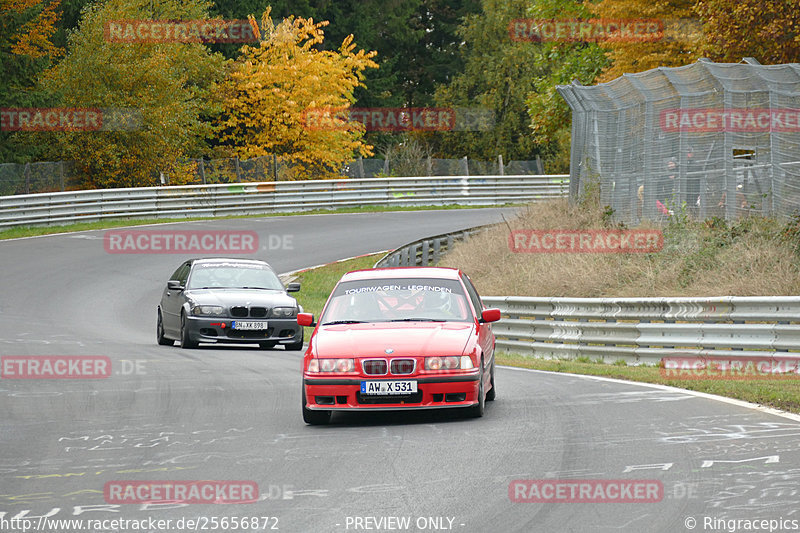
(440, 199, 800, 297)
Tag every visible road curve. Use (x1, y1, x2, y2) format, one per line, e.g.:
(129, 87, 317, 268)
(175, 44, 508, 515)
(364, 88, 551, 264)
(1, 209, 799, 533)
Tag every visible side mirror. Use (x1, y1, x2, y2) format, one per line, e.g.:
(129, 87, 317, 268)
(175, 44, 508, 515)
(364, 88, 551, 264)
(287, 282, 301, 293)
(167, 280, 184, 291)
(480, 308, 501, 323)
(297, 313, 315, 327)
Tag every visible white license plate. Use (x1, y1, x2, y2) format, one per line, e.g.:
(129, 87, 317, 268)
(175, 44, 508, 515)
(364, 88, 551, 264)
(231, 321, 268, 330)
(360, 380, 417, 395)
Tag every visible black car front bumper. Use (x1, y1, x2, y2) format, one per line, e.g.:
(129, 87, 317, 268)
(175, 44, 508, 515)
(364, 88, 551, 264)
(185, 316, 302, 345)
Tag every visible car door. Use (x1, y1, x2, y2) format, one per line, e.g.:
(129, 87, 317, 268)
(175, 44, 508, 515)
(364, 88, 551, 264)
(161, 261, 191, 336)
(461, 273, 494, 379)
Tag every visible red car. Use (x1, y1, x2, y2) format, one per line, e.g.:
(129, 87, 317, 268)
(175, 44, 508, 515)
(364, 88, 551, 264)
(298, 267, 501, 424)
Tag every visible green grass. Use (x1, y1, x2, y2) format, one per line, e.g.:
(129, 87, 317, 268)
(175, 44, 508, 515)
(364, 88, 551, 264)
(497, 353, 800, 415)
(0, 203, 509, 241)
(292, 253, 384, 318)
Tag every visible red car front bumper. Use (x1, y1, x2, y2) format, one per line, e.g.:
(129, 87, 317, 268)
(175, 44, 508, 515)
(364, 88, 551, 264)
(303, 371, 481, 411)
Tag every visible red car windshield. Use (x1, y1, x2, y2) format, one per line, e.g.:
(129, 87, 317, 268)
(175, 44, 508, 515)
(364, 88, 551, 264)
(320, 278, 472, 324)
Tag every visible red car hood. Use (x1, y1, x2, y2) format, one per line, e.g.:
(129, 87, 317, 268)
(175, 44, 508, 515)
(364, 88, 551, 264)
(312, 321, 474, 358)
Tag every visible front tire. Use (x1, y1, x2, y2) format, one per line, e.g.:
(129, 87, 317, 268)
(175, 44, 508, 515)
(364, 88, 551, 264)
(302, 387, 331, 425)
(466, 362, 485, 418)
(486, 357, 496, 401)
(156, 310, 174, 346)
(180, 311, 198, 349)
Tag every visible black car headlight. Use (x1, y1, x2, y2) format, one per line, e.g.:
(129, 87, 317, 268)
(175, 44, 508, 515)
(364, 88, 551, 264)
(191, 305, 225, 317)
(271, 307, 297, 318)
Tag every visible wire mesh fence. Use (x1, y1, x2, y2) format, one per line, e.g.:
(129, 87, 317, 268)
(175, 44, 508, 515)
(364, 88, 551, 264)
(0, 155, 545, 196)
(557, 58, 800, 224)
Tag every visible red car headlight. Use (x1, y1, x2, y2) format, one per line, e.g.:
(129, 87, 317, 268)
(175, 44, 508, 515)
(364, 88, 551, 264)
(425, 356, 473, 370)
(307, 358, 355, 373)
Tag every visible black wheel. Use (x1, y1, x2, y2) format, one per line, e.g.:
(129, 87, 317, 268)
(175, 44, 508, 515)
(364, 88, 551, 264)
(156, 310, 174, 346)
(259, 341, 277, 350)
(302, 387, 331, 425)
(180, 311, 198, 349)
(486, 357, 496, 401)
(466, 362, 485, 418)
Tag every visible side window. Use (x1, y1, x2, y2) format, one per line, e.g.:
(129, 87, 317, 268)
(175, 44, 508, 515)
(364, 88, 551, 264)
(171, 263, 190, 284)
(461, 274, 483, 317)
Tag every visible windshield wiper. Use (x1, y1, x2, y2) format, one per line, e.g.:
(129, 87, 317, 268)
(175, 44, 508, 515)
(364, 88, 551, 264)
(389, 318, 446, 322)
(321, 320, 368, 325)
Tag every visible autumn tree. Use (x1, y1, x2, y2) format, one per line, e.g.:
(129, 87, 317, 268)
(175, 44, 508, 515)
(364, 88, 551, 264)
(431, 0, 550, 162)
(588, 0, 703, 81)
(40, 0, 227, 188)
(1, 0, 62, 162)
(523, 0, 609, 172)
(694, 0, 800, 64)
(216, 8, 378, 179)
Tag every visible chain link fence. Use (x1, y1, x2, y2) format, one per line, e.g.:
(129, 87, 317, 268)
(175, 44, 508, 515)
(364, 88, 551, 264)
(0, 155, 545, 196)
(557, 58, 800, 223)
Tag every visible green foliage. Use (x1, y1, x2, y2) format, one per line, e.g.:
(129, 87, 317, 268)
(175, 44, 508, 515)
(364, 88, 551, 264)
(39, 0, 227, 188)
(671, 215, 784, 287)
(524, 0, 609, 170)
(780, 213, 800, 256)
(432, 0, 552, 161)
(1, 0, 63, 163)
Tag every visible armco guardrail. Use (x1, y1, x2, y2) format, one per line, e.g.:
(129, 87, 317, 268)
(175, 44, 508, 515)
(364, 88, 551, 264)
(0, 175, 568, 229)
(374, 225, 492, 268)
(374, 227, 800, 364)
(483, 296, 800, 364)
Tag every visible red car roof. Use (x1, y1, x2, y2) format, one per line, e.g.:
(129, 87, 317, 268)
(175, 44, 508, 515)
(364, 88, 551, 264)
(341, 267, 462, 282)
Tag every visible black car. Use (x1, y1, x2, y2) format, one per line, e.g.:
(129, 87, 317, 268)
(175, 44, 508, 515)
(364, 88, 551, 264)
(157, 258, 303, 350)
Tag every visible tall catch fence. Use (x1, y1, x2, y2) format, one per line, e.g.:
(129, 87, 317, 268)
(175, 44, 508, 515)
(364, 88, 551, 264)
(557, 59, 800, 224)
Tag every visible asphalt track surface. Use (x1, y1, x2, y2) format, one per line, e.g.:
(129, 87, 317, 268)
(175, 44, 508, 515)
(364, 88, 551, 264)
(2, 208, 800, 533)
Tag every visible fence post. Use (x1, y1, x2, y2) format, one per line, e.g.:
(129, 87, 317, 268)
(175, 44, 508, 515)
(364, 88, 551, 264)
(59, 161, 65, 191)
(273, 155, 278, 181)
(234, 156, 241, 182)
(498, 154, 504, 176)
(461, 156, 469, 176)
(383, 156, 390, 176)
(198, 158, 206, 185)
(24, 162, 31, 194)
(358, 156, 365, 178)
(426, 156, 433, 176)
(535, 155, 543, 175)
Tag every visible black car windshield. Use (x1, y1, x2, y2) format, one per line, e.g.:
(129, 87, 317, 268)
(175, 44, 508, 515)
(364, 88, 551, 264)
(187, 263, 283, 290)
(320, 277, 472, 324)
